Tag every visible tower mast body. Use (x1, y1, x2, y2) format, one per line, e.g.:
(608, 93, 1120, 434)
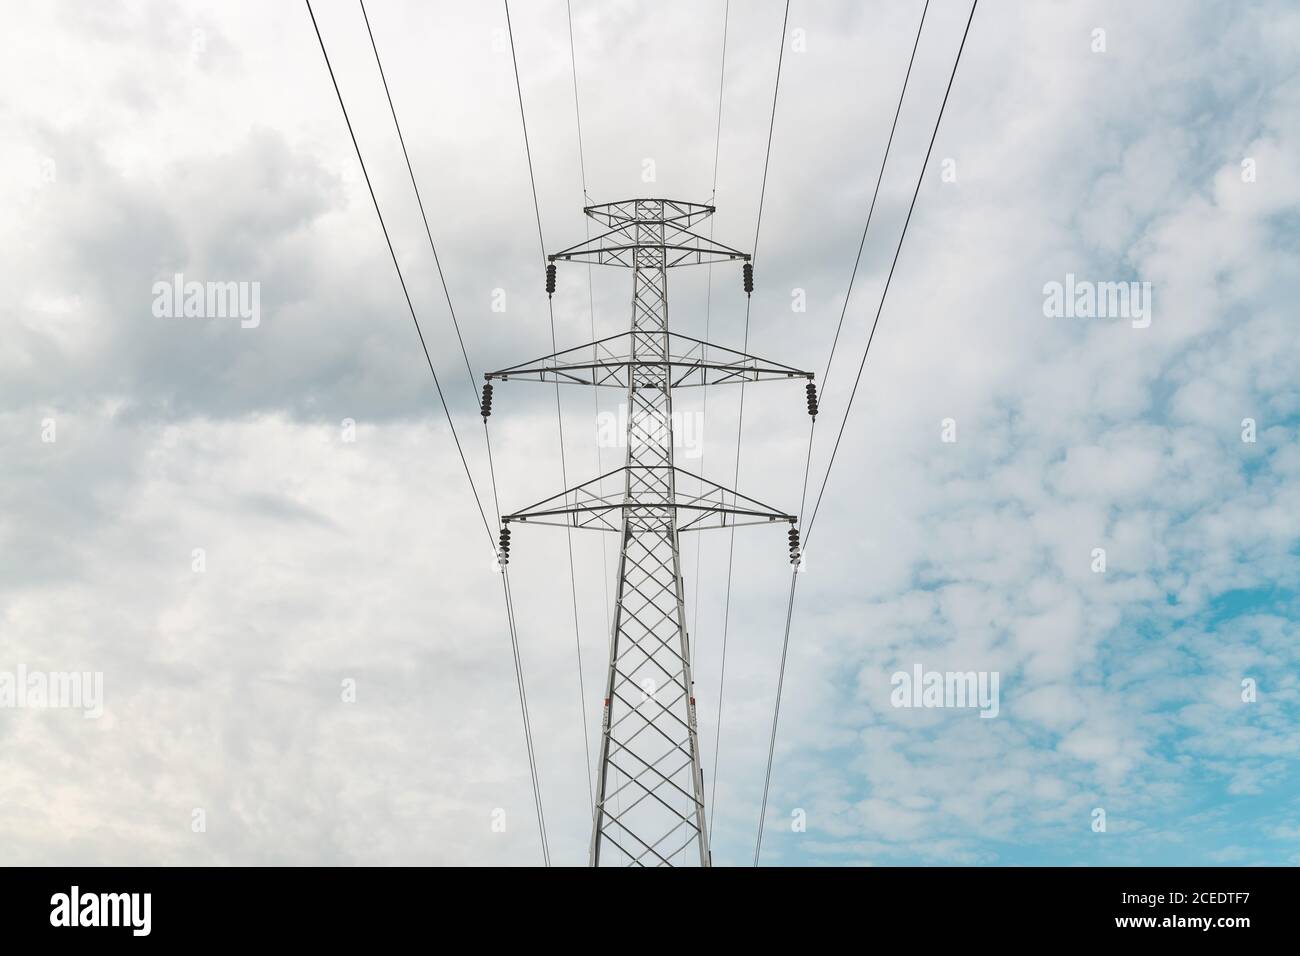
(487, 197, 812, 866)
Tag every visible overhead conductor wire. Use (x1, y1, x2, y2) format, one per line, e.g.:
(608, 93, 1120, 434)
(710, 0, 789, 844)
(307, 0, 550, 864)
(694, 0, 728, 736)
(754, 0, 978, 866)
(503, 0, 595, 816)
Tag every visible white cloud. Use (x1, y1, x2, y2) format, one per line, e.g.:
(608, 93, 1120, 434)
(0, 0, 1297, 865)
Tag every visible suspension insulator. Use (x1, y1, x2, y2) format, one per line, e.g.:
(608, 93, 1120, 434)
(497, 525, 511, 565)
(742, 261, 754, 295)
(805, 381, 819, 418)
(480, 382, 494, 419)
(787, 527, 800, 562)
(545, 262, 557, 296)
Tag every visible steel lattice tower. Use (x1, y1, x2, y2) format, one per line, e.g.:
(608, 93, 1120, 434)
(485, 198, 813, 867)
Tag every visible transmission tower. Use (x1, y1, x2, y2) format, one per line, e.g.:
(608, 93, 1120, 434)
(484, 198, 815, 867)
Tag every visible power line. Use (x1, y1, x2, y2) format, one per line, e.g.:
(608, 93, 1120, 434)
(698, 0, 730, 840)
(501, 571, 551, 864)
(753, 0, 979, 866)
(794, 0, 931, 545)
(481, 429, 546, 866)
(566, 0, 592, 205)
(712, 0, 788, 848)
(305, 0, 490, 545)
(710, 0, 730, 203)
(304, 0, 550, 865)
(503, 0, 594, 818)
(365, 0, 557, 860)
(563, 0, 603, 810)
(691, 0, 730, 649)
(806, 0, 976, 549)
(749, 0, 789, 260)
(818, 0, 931, 395)
(358, 0, 477, 403)
(565, 1, 613, 666)
(503, 0, 549, 265)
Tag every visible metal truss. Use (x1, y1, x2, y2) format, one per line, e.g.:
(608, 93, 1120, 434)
(486, 331, 812, 389)
(583, 198, 718, 229)
(550, 199, 749, 269)
(504, 465, 796, 533)
(493, 198, 812, 867)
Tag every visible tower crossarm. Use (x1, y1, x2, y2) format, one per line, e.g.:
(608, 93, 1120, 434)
(551, 225, 748, 269)
(502, 465, 795, 533)
(486, 331, 813, 389)
(583, 198, 716, 230)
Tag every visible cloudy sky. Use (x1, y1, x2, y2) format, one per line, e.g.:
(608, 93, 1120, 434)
(2, 0, 1298, 866)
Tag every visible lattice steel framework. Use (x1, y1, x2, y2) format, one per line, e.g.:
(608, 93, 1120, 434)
(488, 198, 811, 867)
